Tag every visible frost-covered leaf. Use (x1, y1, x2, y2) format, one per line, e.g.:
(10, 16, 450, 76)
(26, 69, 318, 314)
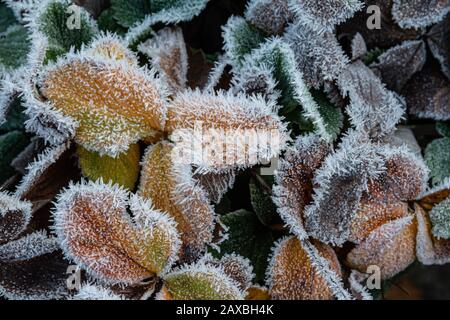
(304, 133, 385, 245)
(427, 17, 450, 80)
(0, 231, 69, 300)
(351, 32, 367, 61)
(284, 22, 349, 89)
(138, 27, 188, 93)
(38, 51, 168, 156)
(238, 38, 334, 140)
(52, 180, 180, 284)
(110, 0, 151, 28)
(205, 253, 254, 290)
(403, 64, 450, 120)
(97, 7, 127, 34)
(74, 283, 126, 300)
(388, 126, 423, 158)
(14, 142, 79, 211)
(392, 0, 450, 29)
(429, 197, 450, 239)
(166, 89, 289, 172)
(367, 145, 428, 203)
(159, 260, 244, 300)
(214, 209, 276, 283)
(77, 143, 140, 191)
(415, 203, 450, 265)
(425, 137, 450, 185)
(0, 130, 29, 184)
(245, 0, 292, 35)
(34, 0, 98, 60)
(370, 40, 427, 92)
(125, 0, 210, 46)
(86, 33, 139, 65)
(338, 61, 406, 139)
(231, 64, 280, 105)
(222, 16, 265, 68)
(349, 200, 409, 243)
(11, 138, 46, 174)
(287, 0, 363, 33)
(139, 142, 215, 261)
(273, 134, 330, 239)
(267, 237, 342, 300)
(194, 170, 235, 204)
(0, 192, 32, 244)
(346, 215, 416, 280)
(348, 270, 373, 300)
(0, 24, 30, 70)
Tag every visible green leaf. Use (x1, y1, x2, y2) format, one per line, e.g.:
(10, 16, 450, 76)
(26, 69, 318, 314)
(0, 131, 29, 184)
(38, 1, 97, 59)
(249, 177, 278, 226)
(213, 209, 277, 283)
(223, 17, 266, 67)
(0, 2, 17, 33)
(312, 90, 344, 139)
(77, 144, 141, 190)
(0, 25, 30, 70)
(429, 198, 450, 240)
(0, 97, 27, 133)
(425, 137, 450, 185)
(163, 262, 244, 300)
(97, 7, 127, 35)
(110, 0, 152, 28)
(436, 122, 450, 138)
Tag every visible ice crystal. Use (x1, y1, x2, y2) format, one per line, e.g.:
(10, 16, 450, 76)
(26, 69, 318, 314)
(52, 180, 181, 284)
(392, 0, 450, 29)
(351, 33, 367, 61)
(74, 283, 126, 300)
(193, 170, 236, 204)
(287, 0, 363, 33)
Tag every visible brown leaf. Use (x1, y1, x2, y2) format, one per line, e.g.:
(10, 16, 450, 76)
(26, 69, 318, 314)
(371, 40, 427, 92)
(427, 16, 450, 80)
(403, 64, 450, 120)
